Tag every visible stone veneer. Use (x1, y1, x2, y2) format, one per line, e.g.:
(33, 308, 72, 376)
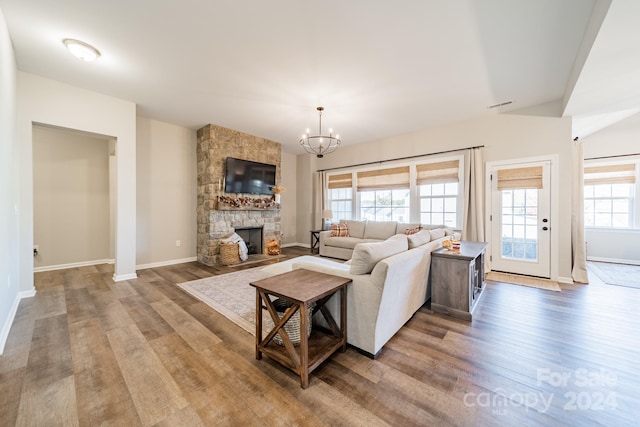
(197, 124, 282, 266)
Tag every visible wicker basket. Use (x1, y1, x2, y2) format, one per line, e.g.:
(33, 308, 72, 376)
(264, 299, 314, 346)
(219, 242, 240, 265)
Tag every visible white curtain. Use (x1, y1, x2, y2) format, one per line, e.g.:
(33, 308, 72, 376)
(571, 140, 589, 283)
(462, 147, 485, 242)
(314, 171, 327, 230)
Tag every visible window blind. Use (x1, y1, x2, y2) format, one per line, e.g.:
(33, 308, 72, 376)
(497, 166, 543, 190)
(357, 166, 410, 191)
(584, 164, 636, 185)
(416, 160, 460, 184)
(328, 173, 353, 189)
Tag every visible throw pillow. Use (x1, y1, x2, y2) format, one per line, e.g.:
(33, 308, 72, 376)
(330, 222, 349, 237)
(407, 229, 432, 248)
(404, 226, 421, 235)
(349, 234, 409, 275)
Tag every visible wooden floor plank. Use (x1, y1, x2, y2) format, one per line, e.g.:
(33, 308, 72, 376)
(106, 325, 188, 426)
(2, 248, 639, 426)
(68, 318, 142, 427)
(15, 375, 79, 427)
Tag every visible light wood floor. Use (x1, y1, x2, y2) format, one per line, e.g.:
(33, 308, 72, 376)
(1, 248, 639, 426)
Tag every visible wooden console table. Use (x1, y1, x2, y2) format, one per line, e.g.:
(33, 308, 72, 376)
(250, 269, 351, 388)
(431, 241, 487, 321)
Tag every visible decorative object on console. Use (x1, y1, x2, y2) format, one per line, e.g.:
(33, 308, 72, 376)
(299, 106, 341, 158)
(322, 209, 333, 230)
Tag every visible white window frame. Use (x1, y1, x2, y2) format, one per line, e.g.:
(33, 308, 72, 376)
(584, 159, 639, 230)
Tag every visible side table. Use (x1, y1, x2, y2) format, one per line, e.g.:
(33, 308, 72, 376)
(310, 229, 322, 253)
(431, 241, 487, 321)
(250, 268, 351, 388)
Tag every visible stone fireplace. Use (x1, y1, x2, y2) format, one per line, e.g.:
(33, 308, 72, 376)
(196, 124, 282, 266)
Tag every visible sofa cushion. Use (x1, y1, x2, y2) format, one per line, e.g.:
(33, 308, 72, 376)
(344, 220, 367, 239)
(324, 236, 376, 250)
(349, 234, 408, 275)
(363, 221, 398, 240)
(407, 229, 432, 249)
(330, 222, 349, 237)
(429, 228, 446, 240)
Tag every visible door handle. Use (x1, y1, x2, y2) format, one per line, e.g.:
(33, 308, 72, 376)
(542, 218, 548, 223)
(542, 226, 549, 231)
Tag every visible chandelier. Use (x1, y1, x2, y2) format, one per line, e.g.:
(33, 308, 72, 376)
(299, 106, 341, 158)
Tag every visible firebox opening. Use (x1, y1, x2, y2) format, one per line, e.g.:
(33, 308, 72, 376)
(234, 226, 263, 255)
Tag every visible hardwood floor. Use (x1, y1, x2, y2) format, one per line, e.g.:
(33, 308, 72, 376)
(1, 248, 639, 426)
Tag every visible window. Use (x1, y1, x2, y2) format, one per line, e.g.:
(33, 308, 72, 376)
(360, 189, 410, 222)
(417, 160, 460, 227)
(419, 182, 458, 226)
(325, 156, 464, 226)
(328, 173, 353, 222)
(357, 166, 410, 222)
(584, 163, 636, 228)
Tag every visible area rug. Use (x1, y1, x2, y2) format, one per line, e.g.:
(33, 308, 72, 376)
(588, 262, 640, 289)
(486, 271, 561, 292)
(177, 267, 267, 335)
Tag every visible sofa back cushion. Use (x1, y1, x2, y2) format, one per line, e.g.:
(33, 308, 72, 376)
(349, 234, 408, 275)
(363, 221, 398, 240)
(407, 229, 432, 249)
(429, 228, 446, 240)
(344, 220, 367, 239)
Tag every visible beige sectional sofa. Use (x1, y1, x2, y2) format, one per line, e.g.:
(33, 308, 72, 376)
(258, 227, 458, 357)
(319, 219, 450, 260)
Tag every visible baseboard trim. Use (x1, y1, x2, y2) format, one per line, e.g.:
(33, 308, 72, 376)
(113, 273, 138, 282)
(557, 276, 574, 285)
(0, 289, 36, 355)
(587, 256, 640, 266)
(34, 258, 111, 273)
(136, 257, 198, 270)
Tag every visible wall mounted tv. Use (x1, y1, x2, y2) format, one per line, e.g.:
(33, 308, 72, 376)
(224, 157, 276, 195)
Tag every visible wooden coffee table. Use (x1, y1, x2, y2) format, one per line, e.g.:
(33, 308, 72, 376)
(250, 268, 351, 388)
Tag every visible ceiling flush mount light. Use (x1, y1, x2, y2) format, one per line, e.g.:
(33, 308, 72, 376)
(299, 106, 341, 158)
(63, 38, 101, 62)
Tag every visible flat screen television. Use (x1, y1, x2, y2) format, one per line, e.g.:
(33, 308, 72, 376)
(224, 157, 276, 195)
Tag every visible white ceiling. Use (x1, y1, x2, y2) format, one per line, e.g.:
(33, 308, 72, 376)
(1, 0, 638, 152)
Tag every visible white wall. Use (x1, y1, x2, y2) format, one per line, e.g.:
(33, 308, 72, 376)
(583, 113, 640, 264)
(280, 151, 298, 245)
(33, 126, 110, 269)
(307, 113, 574, 281)
(136, 117, 197, 267)
(18, 72, 137, 285)
(0, 8, 21, 353)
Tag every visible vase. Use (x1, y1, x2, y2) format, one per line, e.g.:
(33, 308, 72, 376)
(274, 194, 281, 204)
